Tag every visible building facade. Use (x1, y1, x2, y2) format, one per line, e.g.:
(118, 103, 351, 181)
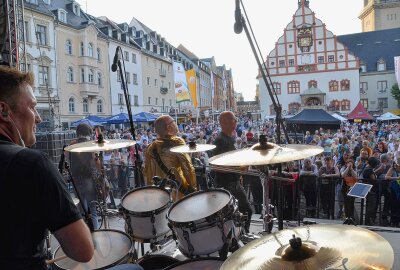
(259, 1, 360, 119)
(359, 0, 400, 32)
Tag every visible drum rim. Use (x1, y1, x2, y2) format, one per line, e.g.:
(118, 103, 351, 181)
(121, 186, 171, 215)
(163, 257, 224, 270)
(53, 229, 133, 270)
(167, 188, 234, 225)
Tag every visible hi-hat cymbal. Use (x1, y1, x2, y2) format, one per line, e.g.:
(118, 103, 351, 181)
(170, 143, 216, 153)
(209, 142, 323, 166)
(64, 139, 136, 152)
(220, 224, 394, 270)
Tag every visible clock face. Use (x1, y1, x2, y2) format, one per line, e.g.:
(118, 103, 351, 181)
(300, 37, 311, 47)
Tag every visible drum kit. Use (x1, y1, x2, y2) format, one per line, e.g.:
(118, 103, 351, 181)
(49, 136, 395, 270)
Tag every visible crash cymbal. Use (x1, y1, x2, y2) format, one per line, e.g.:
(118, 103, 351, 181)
(209, 142, 323, 166)
(170, 142, 216, 153)
(64, 139, 136, 152)
(220, 224, 394, 270)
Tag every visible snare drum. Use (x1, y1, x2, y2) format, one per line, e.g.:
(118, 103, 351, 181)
(137, 255, 179, 270)
(167, 189, 242, 257)
(121, 186, 171, 241)
(164, 258, 224, 270)
(53, 229, 132, 270)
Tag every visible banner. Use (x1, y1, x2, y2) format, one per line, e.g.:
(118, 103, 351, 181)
(185, 69, 197, 108)
(173, 61, 191, 103)
(210, 68, 215, 100)
(395, 56, 400, 85)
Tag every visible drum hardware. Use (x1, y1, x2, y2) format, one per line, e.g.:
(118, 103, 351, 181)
(220, 224, 394, 270)
(169, 141, 216, 153)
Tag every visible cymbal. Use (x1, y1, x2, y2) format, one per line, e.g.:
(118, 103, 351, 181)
(64, 139, 136, 152)
(220, 224, 394, 270)
(170, 143, 216, 153)
(209, 142, 323, 166)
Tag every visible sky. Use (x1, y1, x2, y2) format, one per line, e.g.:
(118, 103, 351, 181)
(76, 0, 364, 100)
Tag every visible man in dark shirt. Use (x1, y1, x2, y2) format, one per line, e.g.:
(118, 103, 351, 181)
(212, 111, 252, 232)
(0, 67, 94, 270)
(362, 156, 380, 225)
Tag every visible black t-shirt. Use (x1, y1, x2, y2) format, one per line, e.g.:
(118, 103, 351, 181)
(211, 132, 239, 184)
(362, 166, 377, 193)
(0, 136, 82, 270)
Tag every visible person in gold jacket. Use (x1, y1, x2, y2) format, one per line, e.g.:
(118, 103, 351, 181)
(144, 115, 197, 200)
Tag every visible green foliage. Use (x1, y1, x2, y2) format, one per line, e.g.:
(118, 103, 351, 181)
(391, 83, 400, 107)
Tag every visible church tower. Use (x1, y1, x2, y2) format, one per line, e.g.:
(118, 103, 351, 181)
(359, 0, 400, 32)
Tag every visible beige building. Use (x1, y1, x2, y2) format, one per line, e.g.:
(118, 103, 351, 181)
(359, 0, 400, 32)
(54, 2, 111, 128)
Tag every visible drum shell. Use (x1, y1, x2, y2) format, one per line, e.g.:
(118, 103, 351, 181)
(167, 189, 241, 257)
(164, 257, 224, 270)
(121, 186, 171, 241)
(137, 255, 179, 270)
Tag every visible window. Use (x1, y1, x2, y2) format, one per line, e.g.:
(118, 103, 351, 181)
(168, 82, 171, 89)
(38, 66, 49, 85)
(80, 42, 84, 56)
(329, 100, 340, 111)
(81, 68, 85, 83)
(328, 55, 334, 63)
(287, 81, 300, 94)
(24, 21, 30, 42)
(148, 97, 151, 105)
(361, 99, 368, 109)
(378, 98, 388, 109)
(125, 72, 130, 84)
(288, 102, 301, 115)
(65, 40, 72, 54)
(68, 97, 75, 112)
(360, 82, 368, 94)
(329, 80, 338, 91)
(118, 94, 124, 105)
(88, 43, 94, 58)
(83, 99, 88, 113)
(360, 63, 367, 72)
(59, 11, 66, 23)
(97, 48, 101, 61)
(340, 79, 350, 91)
(97, 100, 103, 113)
(288, 59, 294, 67)
(97, 72, 102, 86)
(308, 80, 317, 88)
(88, 69, 94, 83)
(132, 73, 138, 85)
(378, 81, 387, 93)
(279, 60, 285, 68)
(132, 53, 136, 63)
(377, 59, 386, 71)
(36, 24, 47, 45)
(155, 97, 158, 105)
(169, 99, 172, 106)
(67, 67, 73, 82)
(272, 82, 281, 95)
(134, 95, 139, 106)
(154, 79, 158, 86)
(317, 56, 324, 63)
(146, 77, 150, 86)
(124, 51, 129, 61)
(341, 99, 350, 111)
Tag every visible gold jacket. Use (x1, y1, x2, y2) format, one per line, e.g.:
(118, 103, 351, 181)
(144, 136, 197, 199)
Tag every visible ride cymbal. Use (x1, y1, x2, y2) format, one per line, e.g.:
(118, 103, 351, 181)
(170, 143, 216, 153)
(209, 142, 323, 166)
(220, 224, 394, 270)
(64, 139, 136, 152)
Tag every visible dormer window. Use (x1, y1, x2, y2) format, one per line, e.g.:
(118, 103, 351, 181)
(58, 9, 67, 23)
(43, 0, 51, 4)
(360, 61, 367, 72)
(377, 58, 386, 71)
(72, 3, 80, 16)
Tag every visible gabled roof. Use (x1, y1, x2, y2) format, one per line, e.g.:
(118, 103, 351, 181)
(177, 44, 199, 60)
(347, 102, 374, 120)
(286, 109, 341, 125)
(337, 28, 400, 72)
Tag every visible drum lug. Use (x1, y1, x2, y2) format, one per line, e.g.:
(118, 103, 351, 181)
(190, 222, 197, 233)
(151, 213, 157, 237)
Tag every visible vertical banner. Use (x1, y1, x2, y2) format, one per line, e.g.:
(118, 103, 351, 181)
(210, 69, 215, 100)
(395, 56, 400, 85)
(186, 69, 197, 108)
(173, 61, 191, 103)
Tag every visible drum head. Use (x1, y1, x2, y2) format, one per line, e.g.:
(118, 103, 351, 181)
(54, 230, 132, 270)
(122, 186, 170, 212)
(165, 258, 224, 270)
(137, 255, 179, 270)
(168, 190, 231, 222)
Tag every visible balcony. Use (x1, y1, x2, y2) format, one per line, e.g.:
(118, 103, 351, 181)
(160, 87, 168, 94)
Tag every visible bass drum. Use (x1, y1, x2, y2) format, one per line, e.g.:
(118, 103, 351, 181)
(164, 258, 224, 270)
(53, 229, 132, 270)
(137, 255, 179, 270)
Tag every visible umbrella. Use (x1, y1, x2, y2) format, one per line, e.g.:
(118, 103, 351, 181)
(331, 113, 347, 122)
(104, 113, 130, 124)
(133, 112, 158, 122)
(87, 115, 106, 123)
(377, 112, 400, 121)
(71, 118, 103, 128)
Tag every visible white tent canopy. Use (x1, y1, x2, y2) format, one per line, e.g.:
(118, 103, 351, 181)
(377, 112, 400, 121)
(331, 113, 347, 122)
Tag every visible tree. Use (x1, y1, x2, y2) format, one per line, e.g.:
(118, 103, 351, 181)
(390, 83, 400, 108)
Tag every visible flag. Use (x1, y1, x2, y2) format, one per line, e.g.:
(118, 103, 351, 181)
(173, 61, 191, 103)
(186, 69, 197, 108)
(395, 56, 400, 85)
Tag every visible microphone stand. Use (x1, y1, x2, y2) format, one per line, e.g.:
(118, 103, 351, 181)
(236, 0, 290, 231)
(114, 46, 144, 188)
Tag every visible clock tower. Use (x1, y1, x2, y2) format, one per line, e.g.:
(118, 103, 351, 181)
(359, 0, 400, 32)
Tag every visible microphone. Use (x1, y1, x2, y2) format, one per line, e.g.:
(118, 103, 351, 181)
(111, 46, 120, 72)
(58, 145, 67, 174)
(234, 0, 243, 34)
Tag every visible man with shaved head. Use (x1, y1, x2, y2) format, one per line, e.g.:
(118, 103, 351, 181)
(144, 115, 197, 199)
